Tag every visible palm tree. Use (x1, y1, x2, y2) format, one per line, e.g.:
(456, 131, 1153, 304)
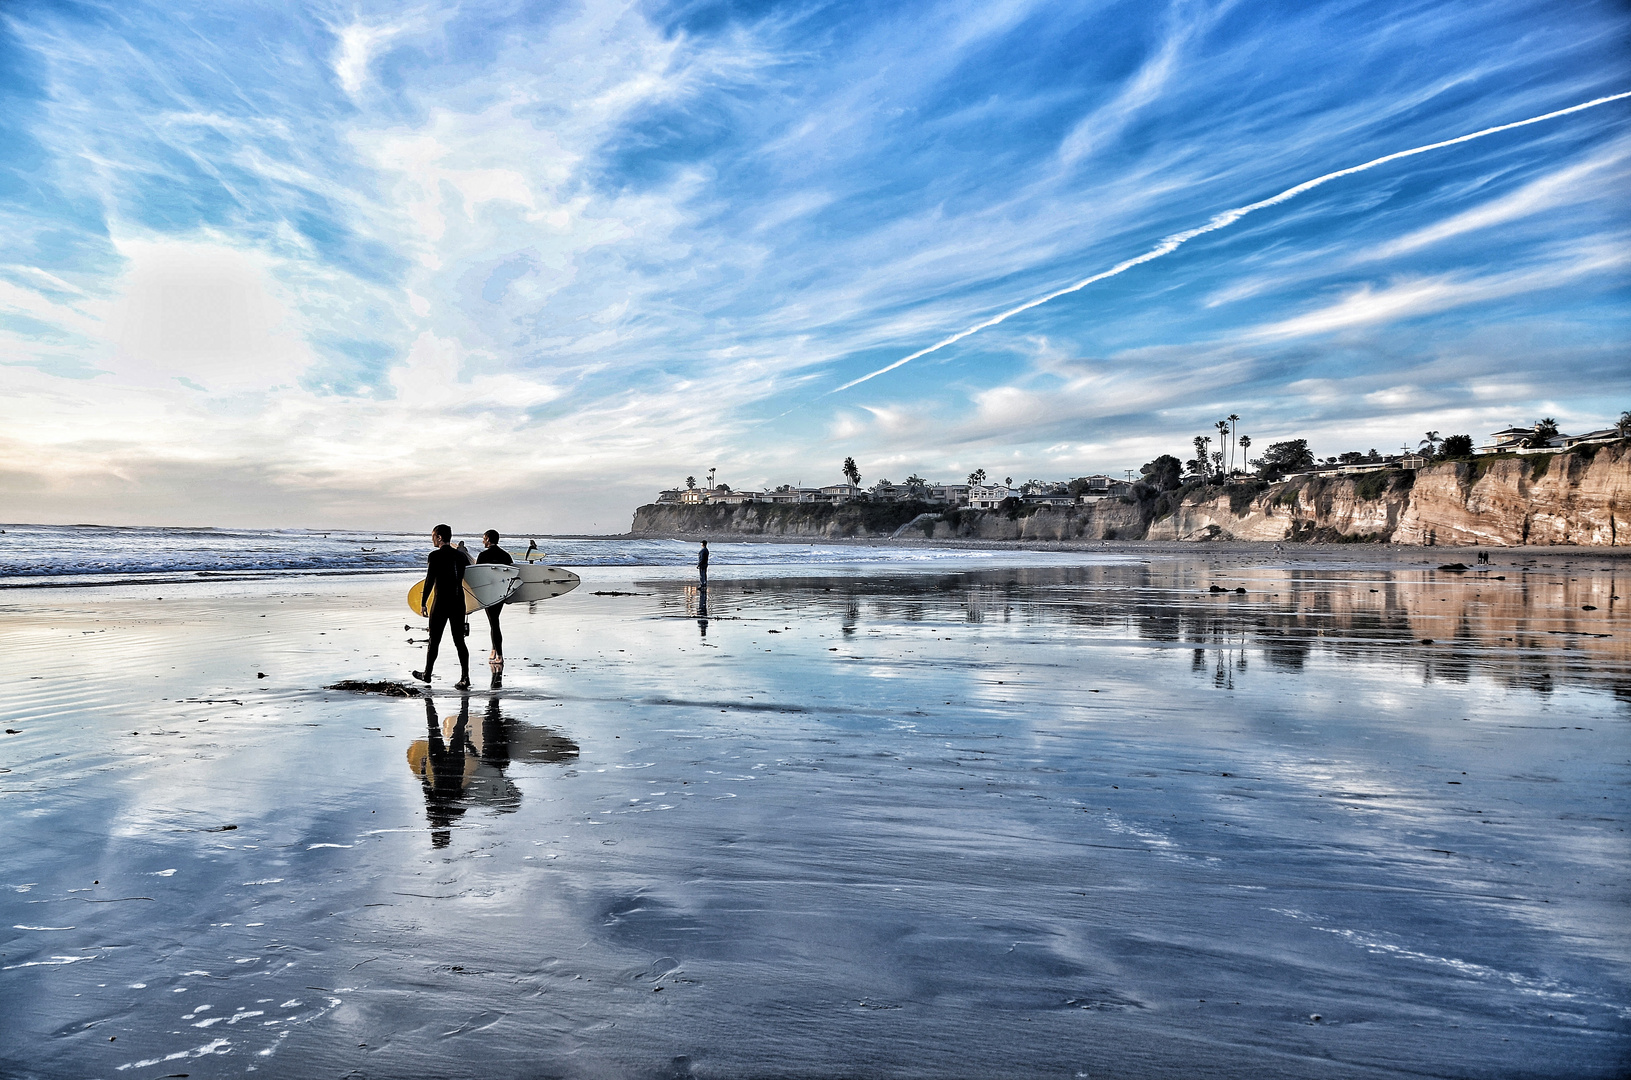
(1215, 420, 1232, 475)
(1419, 431, 1441, 456)
(904, 473, 927, 492)
(1003, 476, 1013, 488)
(1227, 414, 1240, 472)
(1192, 435, 1211, 480)
(842, 457, 861, 487)
(685, 475, 697, 490)
(967, 468, 987, 486)
(1236, 435, 1251, 470)
(1524, 418, 1559, 449)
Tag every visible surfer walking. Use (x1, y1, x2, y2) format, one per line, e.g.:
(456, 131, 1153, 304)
(697, 540, 709, 587)
(477, 529, 513, 665)
(413, 524, 471, 690)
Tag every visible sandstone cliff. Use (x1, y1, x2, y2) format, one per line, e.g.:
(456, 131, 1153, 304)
(630, 442, 1629, 546)
(1393, 442, 1629, 546)
(627, 498, 1146, 541)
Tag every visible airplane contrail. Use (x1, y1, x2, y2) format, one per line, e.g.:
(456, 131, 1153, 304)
(828, 89, 1631, 395)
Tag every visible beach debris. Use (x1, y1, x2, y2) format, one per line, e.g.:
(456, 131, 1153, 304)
(1208, 585, 1227, 593)
(325, 680, 422, 698)
(1437, 563, 1468, 571)
(257, 672, 267, 678)
(1420, 639, 1434, 645)
(1582, 604, 1597, 610)
(592, 590, 645, 596)
(5, 729, 20, 734)
(1235, 587, 1246, 594)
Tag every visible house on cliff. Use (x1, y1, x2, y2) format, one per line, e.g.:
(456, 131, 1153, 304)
(1559, 428, 1624, 450)
(969, 484, 1020, 509)
(710, 489, 763, 505)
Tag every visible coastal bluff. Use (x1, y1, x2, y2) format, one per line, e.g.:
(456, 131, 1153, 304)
(630, 442, 1629, 546)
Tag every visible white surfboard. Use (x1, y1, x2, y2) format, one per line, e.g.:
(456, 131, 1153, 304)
(465, 564, 522, 609)
(506, 564, 580, 604)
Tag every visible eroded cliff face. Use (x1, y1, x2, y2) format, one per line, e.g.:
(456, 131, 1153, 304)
(630, 443, 1629, 545)
(1394, 443, 1630, 546)
(1147, 473, 1412, 542)
(628, 499, 1146, 541)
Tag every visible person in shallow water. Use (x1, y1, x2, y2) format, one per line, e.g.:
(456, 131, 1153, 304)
(698, 540, 709, 586)
(413, 523, 471, 690)
(477, 529, 513, 668)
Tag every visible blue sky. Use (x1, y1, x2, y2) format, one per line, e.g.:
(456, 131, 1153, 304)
(1, 0, 1626, 530)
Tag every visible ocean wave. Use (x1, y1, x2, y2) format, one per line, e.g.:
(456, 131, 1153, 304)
(0, 524, 1030, 581)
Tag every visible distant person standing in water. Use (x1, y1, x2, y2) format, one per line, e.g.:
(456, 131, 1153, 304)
(413, 524, 471, 690)
(477, 529, 513, 665)
(697, 540, 709, 587)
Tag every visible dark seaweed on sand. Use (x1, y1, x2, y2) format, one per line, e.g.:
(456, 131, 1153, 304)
(326, 679, 423, 697)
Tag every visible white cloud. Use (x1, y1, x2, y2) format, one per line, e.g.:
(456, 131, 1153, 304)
(92, 236, 315, 393)
(333, 19, 410, 98)
(1249, 243, 1630, 341)
(1357, 142, 1631, 262)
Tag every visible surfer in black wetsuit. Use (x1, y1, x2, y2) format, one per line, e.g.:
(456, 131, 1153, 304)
(413, 524, 471, 690)
(697, 540, 709, 586)
(477, 529, 513, 666)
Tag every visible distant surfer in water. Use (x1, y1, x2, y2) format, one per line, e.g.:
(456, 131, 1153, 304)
(413, 524, 471, 690)
(477, 529, 513, 668)
(698, 540, 709, 587)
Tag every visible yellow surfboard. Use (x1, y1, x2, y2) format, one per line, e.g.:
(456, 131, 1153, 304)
(407, 565, 521, 616)
(407, 579, 482, 616)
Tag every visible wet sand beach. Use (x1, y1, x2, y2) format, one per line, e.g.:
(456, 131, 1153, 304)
(1, 548, 1627, 1078)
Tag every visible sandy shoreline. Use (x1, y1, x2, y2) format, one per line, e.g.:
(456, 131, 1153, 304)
(2, 555, 1627, 1077)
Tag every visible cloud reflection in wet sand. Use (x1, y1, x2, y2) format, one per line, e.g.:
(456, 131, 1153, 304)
(0, 554, 1625, 1077)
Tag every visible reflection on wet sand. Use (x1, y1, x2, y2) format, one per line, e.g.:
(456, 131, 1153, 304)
(684, 581, 709, 638)
(648, 562, 1630, 699)
(406, 694, 579, 847)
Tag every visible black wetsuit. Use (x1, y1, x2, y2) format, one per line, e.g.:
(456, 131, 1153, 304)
(698, 544, 709, 585)
(422, 544, 470, 680)
(477, 545, 513, 655)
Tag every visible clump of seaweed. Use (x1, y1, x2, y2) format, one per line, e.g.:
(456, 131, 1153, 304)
(326, 680, 422, 697)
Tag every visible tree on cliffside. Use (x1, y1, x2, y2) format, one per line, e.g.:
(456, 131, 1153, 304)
(1439, 434, 1474, 459)
(1140, 455, 1183, 491)
(1617, 411, 1631, 437)
(1255, 439, 1314, 481)
(1524, 418, 1559, 449)
(904, 474, 928, 495)
(1189, 436, 1211, 481)
(967, 468, 987, 486)
(843, 457, 861, 487)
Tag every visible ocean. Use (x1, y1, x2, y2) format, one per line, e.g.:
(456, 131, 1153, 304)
(0, 522, 1067, 586)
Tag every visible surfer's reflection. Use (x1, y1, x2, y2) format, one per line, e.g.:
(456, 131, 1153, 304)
(687, 583, 709, 638)
(407, 694, 579, 848)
